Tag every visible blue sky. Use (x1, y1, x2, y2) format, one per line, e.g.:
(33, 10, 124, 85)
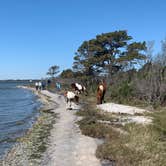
(0, 0, 166, 79)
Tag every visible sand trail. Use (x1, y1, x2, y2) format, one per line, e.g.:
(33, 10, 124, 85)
(40, 90, 101, 166)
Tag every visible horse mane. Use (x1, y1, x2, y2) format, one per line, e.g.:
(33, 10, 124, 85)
(101, 79, 106, 89)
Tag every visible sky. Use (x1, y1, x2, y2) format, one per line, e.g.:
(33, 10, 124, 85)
(0, 0, 166, 79)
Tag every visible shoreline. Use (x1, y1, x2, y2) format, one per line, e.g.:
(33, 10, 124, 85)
(0, 86, 57, 165)
(1, 87, 101, 166)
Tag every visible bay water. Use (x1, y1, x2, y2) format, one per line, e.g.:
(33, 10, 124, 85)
(0, 82, 41, 159)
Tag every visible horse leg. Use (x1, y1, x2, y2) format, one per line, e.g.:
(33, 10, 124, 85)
(97, 94, 101, 104)
(100, 95, 102, 104)
(101, 91, 105, 104)
(70, 100, 71, 108)
(66, 98, 69, 110)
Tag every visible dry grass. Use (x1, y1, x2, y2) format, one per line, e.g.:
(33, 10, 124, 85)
(100, 123, 166, 166)
(77, 94, 166, 166)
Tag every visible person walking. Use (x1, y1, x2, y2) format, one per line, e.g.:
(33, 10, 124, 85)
(35, 82, 39, 91)
(56, 82, 61, 91)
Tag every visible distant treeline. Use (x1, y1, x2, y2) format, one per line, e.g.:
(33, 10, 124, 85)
(0, 80, 32, 83)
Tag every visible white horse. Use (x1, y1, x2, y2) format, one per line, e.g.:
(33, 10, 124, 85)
(64, 91, 79, 109)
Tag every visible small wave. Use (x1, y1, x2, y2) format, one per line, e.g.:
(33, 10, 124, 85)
(0, 137, 17, 144)
(0, 109, 39, 129)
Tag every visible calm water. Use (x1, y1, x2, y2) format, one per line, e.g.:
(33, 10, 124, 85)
(0, 82, 41, 158)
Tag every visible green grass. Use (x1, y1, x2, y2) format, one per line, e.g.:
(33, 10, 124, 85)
(152, 109, 166, 139)
(17, 108, 57, 164)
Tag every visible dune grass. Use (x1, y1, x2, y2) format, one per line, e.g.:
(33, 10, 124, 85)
(77, 95, 166, 166)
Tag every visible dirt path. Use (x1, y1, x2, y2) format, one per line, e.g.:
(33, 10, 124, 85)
(40, 90, 101, 166)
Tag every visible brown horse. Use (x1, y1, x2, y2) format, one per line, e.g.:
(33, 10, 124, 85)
(97, 80, 106, 104)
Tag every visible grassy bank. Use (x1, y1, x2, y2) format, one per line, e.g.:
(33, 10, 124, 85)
(77, 95, 166, 166)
